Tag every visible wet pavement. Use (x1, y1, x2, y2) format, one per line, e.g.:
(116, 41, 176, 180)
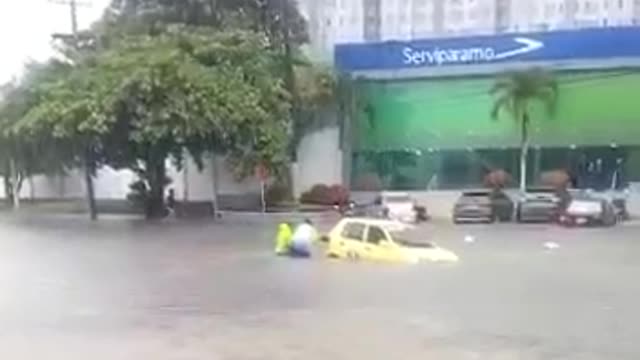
(1, 214, 639, 359)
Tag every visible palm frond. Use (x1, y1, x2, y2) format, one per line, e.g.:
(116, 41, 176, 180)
(534, 86, 558, 116)
(490, 94, 511, 120)
(489, 76, 515, 95)
(490, 67, 558, 122)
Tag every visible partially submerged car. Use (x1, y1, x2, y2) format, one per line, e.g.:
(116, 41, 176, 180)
(326, 218, 458, 264)
(452, 191, 494, 224)
(516, 187, 561, 223)
(559, 191, 618, 227)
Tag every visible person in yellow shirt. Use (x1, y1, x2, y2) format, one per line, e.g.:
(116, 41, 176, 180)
(274, 222, 293, 256)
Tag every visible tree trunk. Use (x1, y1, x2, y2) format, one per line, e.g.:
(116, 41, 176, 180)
(3, 168, 14, 208)
(281, 0, 301, 201)
(9, 158, 20, 210)
(28, 175, 35, 201)
(210, 153, 219, 217)
(519, 113, 530, 192)
(182, 153, 189, 203)
(146, 158, 167, 219)
(84, 149, 98, 221)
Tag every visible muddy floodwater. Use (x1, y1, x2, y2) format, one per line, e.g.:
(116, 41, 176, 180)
(1, 214, 639, 359)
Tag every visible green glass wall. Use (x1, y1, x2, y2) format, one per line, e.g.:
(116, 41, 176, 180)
(353, 70, 640, 151)
(350, 70, 640, 190)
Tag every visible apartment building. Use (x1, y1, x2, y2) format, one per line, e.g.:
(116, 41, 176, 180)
(299, 0, 640, 58)
(508, 0, 639, 32)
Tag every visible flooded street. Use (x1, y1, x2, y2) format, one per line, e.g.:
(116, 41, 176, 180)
(1, 215, 639, 359)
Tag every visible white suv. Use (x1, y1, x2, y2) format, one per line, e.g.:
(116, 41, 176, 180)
(378, 192, 417, 223)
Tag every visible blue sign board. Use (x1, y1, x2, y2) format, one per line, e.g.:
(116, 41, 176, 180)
(335, 27, 640, 73)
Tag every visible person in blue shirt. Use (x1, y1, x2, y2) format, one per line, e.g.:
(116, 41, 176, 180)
(289, 219, 317, 258)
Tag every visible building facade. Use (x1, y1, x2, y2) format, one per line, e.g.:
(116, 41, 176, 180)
(300, 0, 640, 58)
(335, 27, 640, 191)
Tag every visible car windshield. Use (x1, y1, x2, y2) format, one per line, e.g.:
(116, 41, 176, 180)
(388, 228, 435, 248)
(463, 192, 490, 198)
(526, 188, 555, 194)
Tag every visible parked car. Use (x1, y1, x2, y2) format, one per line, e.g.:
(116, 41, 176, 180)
(333, 197, 383, 219)
(350, 192, 423, 223)
(597, 188, 631, 221)
(334, 198, 384, 219)
(414, 204, 430, 222)
(378, 192, 419, 223)
(326, 218, 458, 264)
(490, 190, 515, 222)
(333, 201, 357, 217)
(453, 191, 495, 224)
(516, 187, 561, 223)
(559, 191, 618, 227)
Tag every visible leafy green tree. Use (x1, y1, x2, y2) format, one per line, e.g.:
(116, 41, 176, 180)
(0, 61, 76, 209)
(490, 68, 558, 191)
(290, 64, 337, 152)
(106, 0, 308, 45)
(19, 29, 290, 218)
(105, 0, 333, 184)
(15, 57, 120, 219)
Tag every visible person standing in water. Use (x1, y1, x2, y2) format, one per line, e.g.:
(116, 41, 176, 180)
(274, 223, 293, 256)
(289, 219, 317, 258)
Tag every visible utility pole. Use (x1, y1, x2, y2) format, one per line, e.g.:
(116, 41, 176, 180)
(49, 0, 99, 221)
(49, 0, 92, 35)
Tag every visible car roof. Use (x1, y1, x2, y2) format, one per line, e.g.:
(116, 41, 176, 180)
(571, 192, 605, 201)
(339, 218, 415, 231)
(381, 191, 411, 197)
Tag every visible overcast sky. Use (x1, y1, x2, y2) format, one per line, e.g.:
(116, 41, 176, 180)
(0, 0, 111, 83)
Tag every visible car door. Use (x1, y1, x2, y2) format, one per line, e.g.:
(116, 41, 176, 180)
(337, 222, 367, 260)
(363, 225, 391, 261)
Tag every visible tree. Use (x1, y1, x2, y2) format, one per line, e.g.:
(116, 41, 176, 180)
(0, 61, 75, 209)
(490, 68, 558, 191)
(105, 0, 332, 182)
(5, 1, 312, 218)
(18, 28, 290, 219)
(104, 0, 308, 47)
(291, 64, 337, 152)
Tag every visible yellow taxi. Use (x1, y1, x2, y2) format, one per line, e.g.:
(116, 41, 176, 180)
(325, 218, 459, 264)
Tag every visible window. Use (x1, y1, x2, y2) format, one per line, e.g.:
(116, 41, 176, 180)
(341, 222, 366, 241)
(366, 226, 388, 245)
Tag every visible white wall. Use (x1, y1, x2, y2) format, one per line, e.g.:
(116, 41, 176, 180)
(93, 168, 136, 199)
(1, 168, 135, 200)
(1, 127, 344, 202)
(169, 155, 261, 202)
(4, 170, 85, 200)
(295, 126, 343, 197)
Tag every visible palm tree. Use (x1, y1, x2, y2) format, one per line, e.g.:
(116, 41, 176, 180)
(490, 68, 558, 192)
